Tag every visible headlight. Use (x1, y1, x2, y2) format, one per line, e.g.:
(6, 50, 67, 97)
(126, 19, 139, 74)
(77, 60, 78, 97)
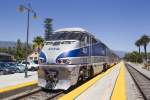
(57, 59, 71, 64)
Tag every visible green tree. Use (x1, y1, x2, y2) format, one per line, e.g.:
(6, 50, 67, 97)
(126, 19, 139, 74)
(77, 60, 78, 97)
(135, 39, 142, 55)
(7, 47, 12, 54)
(15, 39, 24, 60)
(140, 35, 150, 60)
(0, 48, 7, 53)
(28, 45, 34, 54)
(44, 18, 53, 41)
(124, 51, 143, 63)
(33, 36, 44, 52)
(7, 47, 15, 55)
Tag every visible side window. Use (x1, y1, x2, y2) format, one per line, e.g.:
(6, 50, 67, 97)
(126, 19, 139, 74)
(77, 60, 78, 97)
(93, 43, 106, 56)
(92, 37, 97, 43)
(80, 33, 86, 42)
(86, 35, 90, 44)
(101, 45, 106, 56)
(80, 34, 90, 44)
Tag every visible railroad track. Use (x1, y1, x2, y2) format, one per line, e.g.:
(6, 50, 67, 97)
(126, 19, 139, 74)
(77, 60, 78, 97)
(9, 87, 64, 100)
(3, 67, 113, 100)
(126, 63, 150, 100)
(3, 74, 92, 100)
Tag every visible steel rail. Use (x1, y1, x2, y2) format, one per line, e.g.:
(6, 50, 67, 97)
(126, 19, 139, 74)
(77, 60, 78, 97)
(10, 87, 63, 100)
(126, 63, 150, 100)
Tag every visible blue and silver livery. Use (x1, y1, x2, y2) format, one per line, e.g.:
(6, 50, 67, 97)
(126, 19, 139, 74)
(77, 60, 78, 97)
(38, 28, 119, 90)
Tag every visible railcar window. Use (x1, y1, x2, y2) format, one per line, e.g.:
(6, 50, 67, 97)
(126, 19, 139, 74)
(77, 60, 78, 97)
(80, 33, 86, 41)
(82, 35, 97, 44)
(92, 37, 97, 43)
(51, 31, 85, 40)
(93, 43, 106, 56)
(69, 32, 82, 40)
(76, 32, 83, 40)
(69, 33, 77, 39)
(52, 32, 65, 40)
(59, 32, 67, 40)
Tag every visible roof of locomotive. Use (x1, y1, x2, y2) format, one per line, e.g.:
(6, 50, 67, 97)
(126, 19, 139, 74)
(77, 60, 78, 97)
(54, 27, 94, 36)
(55, 28, 87, 33)
(51, 28, 119, 58)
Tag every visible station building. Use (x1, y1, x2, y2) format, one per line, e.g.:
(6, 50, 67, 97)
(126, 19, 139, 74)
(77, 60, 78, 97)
(0, 53, 13, 62)
(27, 51, 39, 62)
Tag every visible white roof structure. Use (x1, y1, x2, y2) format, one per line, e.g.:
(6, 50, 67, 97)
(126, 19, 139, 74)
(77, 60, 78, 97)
(55, 27, 87, 32)
(54, 27, 96, 38)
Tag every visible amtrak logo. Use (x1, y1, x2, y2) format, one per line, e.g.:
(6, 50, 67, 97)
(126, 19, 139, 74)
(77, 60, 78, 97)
(48, 47, 60, 50)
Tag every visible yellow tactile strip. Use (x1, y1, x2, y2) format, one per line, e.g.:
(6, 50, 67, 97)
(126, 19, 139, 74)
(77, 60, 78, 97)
(59, 63, 118, 100)
(0, 80, 37, 93)
(111, 61, 126, 100)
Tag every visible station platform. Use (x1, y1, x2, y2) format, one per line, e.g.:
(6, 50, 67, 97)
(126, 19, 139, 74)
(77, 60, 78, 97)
(59, 61, 130, 100)
(0, 61, 149, 100)
(0, 71, 38, 93)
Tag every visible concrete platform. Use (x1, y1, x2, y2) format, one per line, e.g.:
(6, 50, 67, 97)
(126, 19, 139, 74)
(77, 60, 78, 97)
(0, 61, 146, 100)
(59, 61, 149, 100)
(59, 61, 126, 100)
(76, 63, 121, 100)
(0, 71, 38, 93)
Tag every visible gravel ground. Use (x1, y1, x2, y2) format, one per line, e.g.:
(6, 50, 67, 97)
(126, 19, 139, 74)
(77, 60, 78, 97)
(127, 62, 150, 78)
(125, 67, 144, 100)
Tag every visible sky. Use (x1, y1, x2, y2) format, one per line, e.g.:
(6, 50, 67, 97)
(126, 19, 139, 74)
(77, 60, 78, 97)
(0, 0, 150, 52)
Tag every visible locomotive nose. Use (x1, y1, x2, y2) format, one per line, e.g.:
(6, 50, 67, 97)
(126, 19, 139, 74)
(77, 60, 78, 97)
(39, 40, 79, 64)
(39, 52, 47, 63)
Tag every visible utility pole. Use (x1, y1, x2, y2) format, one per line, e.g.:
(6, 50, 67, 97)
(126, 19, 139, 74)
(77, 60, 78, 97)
(18, 3, 37, 78)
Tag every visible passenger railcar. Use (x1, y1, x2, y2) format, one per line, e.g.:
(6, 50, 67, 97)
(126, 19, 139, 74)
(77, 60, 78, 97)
(38, 28, 119, 90)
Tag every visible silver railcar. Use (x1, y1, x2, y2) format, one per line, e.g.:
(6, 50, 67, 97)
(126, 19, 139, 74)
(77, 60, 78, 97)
(38, 28, 119, 90)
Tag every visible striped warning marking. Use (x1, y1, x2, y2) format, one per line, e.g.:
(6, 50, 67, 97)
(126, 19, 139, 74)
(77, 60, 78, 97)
(111, 61, 126, 100)
(0, 80, 37, 93)
(59, 64, 117, 100)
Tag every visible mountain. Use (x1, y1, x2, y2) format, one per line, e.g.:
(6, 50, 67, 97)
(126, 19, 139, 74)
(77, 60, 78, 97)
(113, 50, 126, 58)
(0, 41, 33, 48)
(0, 41, 16, 48)
(0, 41, 126, 58)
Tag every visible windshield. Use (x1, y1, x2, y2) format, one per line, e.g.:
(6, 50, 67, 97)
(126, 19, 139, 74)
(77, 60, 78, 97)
(51, 31, 84, 40)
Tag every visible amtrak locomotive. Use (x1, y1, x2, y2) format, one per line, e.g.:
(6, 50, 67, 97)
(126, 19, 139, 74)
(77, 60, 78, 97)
(38, 28, 119, 90)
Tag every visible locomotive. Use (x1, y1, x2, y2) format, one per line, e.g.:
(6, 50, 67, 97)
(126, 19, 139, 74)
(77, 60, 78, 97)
(38, 28, 119, 90)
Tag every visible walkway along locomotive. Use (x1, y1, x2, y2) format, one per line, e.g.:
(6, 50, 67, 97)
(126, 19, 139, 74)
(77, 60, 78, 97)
(38, 28, 119, 90)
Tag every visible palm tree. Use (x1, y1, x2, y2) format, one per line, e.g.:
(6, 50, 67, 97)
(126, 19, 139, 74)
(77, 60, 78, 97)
(135, 39, 142, 55)
(140, 35, 150, 60)
(33, 36, 44, 52)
